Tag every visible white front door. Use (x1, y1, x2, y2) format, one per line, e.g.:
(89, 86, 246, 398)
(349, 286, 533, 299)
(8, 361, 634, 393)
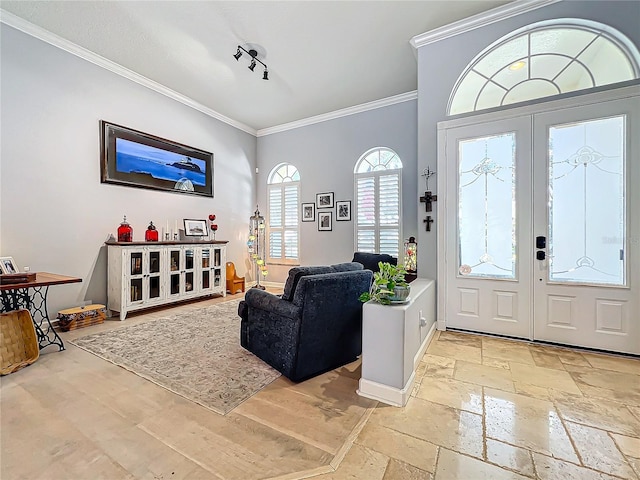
(442, 116, 533, 339)
(532, 97, 640, 354)
(439, 88, 640, 354)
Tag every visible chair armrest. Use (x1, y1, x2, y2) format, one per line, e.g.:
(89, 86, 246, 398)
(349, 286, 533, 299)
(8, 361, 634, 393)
(244, 288, 301, 320)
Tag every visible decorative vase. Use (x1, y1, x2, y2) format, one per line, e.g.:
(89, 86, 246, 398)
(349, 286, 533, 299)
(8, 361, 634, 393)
(117, 215, 133, 242)
(145, 221, 158, 241)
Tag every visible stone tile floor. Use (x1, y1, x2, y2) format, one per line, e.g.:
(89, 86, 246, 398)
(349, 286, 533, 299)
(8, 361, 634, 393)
(2, 308, 639, 479)
(334, 330, 640, 479)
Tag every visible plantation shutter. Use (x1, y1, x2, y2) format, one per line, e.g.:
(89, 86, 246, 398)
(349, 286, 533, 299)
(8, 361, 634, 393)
(269, 186, 283, 258)
(283, 185, 299, 259)
(357, 176, 376, 253)
(379, 173, 400, 256)
(356, 170, 401, 256)
(268, 181, 299, 263)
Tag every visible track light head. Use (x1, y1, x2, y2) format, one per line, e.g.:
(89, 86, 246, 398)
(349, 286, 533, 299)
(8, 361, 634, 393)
(234, 45, 269, 80)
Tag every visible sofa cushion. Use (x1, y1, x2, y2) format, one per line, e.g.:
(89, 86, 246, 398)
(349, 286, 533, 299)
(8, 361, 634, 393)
(352, 252, 397, 272)
(281, 262, 364, 301)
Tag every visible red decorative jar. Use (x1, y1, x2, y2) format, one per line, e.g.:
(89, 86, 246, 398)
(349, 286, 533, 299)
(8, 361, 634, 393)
(117, 216, 133, 242)
(145, 221, 159, 242)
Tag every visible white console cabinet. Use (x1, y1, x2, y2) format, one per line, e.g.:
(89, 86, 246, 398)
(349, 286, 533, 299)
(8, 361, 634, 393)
(358, 278, 436, 407)
(106, 241, 227, 320)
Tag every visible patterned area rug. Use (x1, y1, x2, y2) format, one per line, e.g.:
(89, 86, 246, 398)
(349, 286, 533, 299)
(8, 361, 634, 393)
(71, 299, 280, 415)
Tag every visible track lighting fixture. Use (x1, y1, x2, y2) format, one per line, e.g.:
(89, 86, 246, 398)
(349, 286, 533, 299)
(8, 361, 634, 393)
(232, 45, 269, 80)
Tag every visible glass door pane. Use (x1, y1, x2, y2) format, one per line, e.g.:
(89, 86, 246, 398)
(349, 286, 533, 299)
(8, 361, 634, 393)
(149, 251, 160, 274)
(458, 133, 517, 279)
(548, 116, 625, 285)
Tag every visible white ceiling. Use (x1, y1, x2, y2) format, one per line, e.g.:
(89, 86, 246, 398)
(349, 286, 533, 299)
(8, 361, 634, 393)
(1, 1, 510, 132)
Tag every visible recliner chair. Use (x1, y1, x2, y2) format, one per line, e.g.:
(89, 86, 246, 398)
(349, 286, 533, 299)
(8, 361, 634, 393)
(238, 263, 372, 382)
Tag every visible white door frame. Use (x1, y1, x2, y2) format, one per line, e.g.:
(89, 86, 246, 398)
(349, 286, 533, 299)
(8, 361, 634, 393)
(437, 85, 640, 336)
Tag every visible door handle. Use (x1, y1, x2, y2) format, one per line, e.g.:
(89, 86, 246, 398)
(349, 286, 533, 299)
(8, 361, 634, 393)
(536, 251, 546, 261)
(536, 236, 546, 249)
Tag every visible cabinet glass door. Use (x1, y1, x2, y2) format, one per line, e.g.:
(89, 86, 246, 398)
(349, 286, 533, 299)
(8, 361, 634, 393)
(148, 250, 162, 300)
(185, 248, 195, 293)
(201, 248, 211, 290)
(169, 249, 181, 295)
(213, 247, 222, 288)
(129, 251, 144, 303)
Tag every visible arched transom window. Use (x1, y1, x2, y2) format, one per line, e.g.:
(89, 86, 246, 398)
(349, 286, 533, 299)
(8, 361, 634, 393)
(268, 163, 300, 263)
(354, 148, 403, 256)
(449, 19, 640, 116)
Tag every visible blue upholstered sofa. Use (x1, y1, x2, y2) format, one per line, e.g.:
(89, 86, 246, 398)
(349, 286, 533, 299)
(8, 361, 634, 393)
(238, 263, 373, 382)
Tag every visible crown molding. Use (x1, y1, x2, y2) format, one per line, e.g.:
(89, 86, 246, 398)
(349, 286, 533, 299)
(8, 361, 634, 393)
(257, 91, 417, 137)
(0, 9, 257, 136)
(410, 0, 561, 49)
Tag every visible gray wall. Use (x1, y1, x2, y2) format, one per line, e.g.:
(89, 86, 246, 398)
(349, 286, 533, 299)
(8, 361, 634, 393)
(256, 100, 418, 283)
(0, 26, 257, 315)
(415, 0, 640, 279)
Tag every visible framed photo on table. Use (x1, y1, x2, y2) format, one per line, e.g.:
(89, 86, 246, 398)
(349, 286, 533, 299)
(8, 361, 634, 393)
(316, 192, 334, 209)
(0, 256, 19, 274)
(183, 219, 208, 236)
(302, 203, 315, 222)
(318, 212, 332, 231)
(336, 201, 351, 221)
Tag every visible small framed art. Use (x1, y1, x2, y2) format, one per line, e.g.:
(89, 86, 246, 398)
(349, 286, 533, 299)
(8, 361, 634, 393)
(183, 219, 208, 236)
(0, 256, 19, 274)
(302, 203, 315, 222)
(336, 200, 351, 221)
(318, 212, 332, 231)
(316, 192, 334, 209)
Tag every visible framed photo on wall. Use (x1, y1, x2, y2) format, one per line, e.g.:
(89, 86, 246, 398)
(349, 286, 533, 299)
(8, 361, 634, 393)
(318, 212, 332, 231)
(336, 201, 351, 221)
(316, 192, 334, 209)
(0, 256, 19, 274)
(100, 121, 214, 197)
(301, 203, 315, 222)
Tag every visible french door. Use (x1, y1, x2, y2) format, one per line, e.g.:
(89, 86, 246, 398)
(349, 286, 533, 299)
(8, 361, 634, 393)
(438, 88, 640, 354)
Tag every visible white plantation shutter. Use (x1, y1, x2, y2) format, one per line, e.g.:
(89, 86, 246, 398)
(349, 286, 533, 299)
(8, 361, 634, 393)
(355, 149, 402, 256)
(379, 174, 399, 226)
(284, 185, 299, 259)
(268, 164, 300, 263)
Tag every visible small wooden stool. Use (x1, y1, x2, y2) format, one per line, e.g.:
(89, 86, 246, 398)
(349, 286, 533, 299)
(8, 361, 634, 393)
(226, 262, 245, 294)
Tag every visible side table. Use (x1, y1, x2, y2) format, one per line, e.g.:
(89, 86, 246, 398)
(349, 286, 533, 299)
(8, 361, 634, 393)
(0, 272, 82, 351)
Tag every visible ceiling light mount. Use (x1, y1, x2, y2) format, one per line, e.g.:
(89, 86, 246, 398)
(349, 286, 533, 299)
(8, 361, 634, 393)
(233, 45, 269, 80)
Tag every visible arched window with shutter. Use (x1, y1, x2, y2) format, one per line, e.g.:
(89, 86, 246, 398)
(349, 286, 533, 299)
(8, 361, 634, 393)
(268, 163, 300, 264)
(354, 148, 403, 256)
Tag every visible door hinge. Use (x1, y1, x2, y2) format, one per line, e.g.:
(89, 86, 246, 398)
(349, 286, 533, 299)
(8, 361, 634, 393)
(620, 249, 624, 260)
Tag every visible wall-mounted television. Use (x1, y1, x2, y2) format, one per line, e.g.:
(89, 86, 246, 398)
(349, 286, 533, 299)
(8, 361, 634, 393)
(100, 121, 214, 197)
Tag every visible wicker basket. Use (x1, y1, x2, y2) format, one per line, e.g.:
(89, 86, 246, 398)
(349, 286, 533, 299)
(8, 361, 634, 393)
(1, 310, 40, 375)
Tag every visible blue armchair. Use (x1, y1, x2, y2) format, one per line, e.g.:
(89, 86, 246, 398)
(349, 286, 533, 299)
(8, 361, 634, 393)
(238, 263, 373, 382)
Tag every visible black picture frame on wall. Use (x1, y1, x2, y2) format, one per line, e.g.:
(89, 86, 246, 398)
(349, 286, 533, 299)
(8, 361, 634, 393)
(301, 203, 315, 222)
(100, 121, 214, 197)
(316, 192, 334, 209)
(318, 212, 332, 231)
(336, 201, 351, 221)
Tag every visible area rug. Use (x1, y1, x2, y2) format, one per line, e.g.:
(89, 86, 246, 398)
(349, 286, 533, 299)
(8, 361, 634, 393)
(71, 299, 280, 415)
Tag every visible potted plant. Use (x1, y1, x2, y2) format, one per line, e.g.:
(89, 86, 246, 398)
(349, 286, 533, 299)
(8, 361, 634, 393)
(359, 262, 410, 305)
